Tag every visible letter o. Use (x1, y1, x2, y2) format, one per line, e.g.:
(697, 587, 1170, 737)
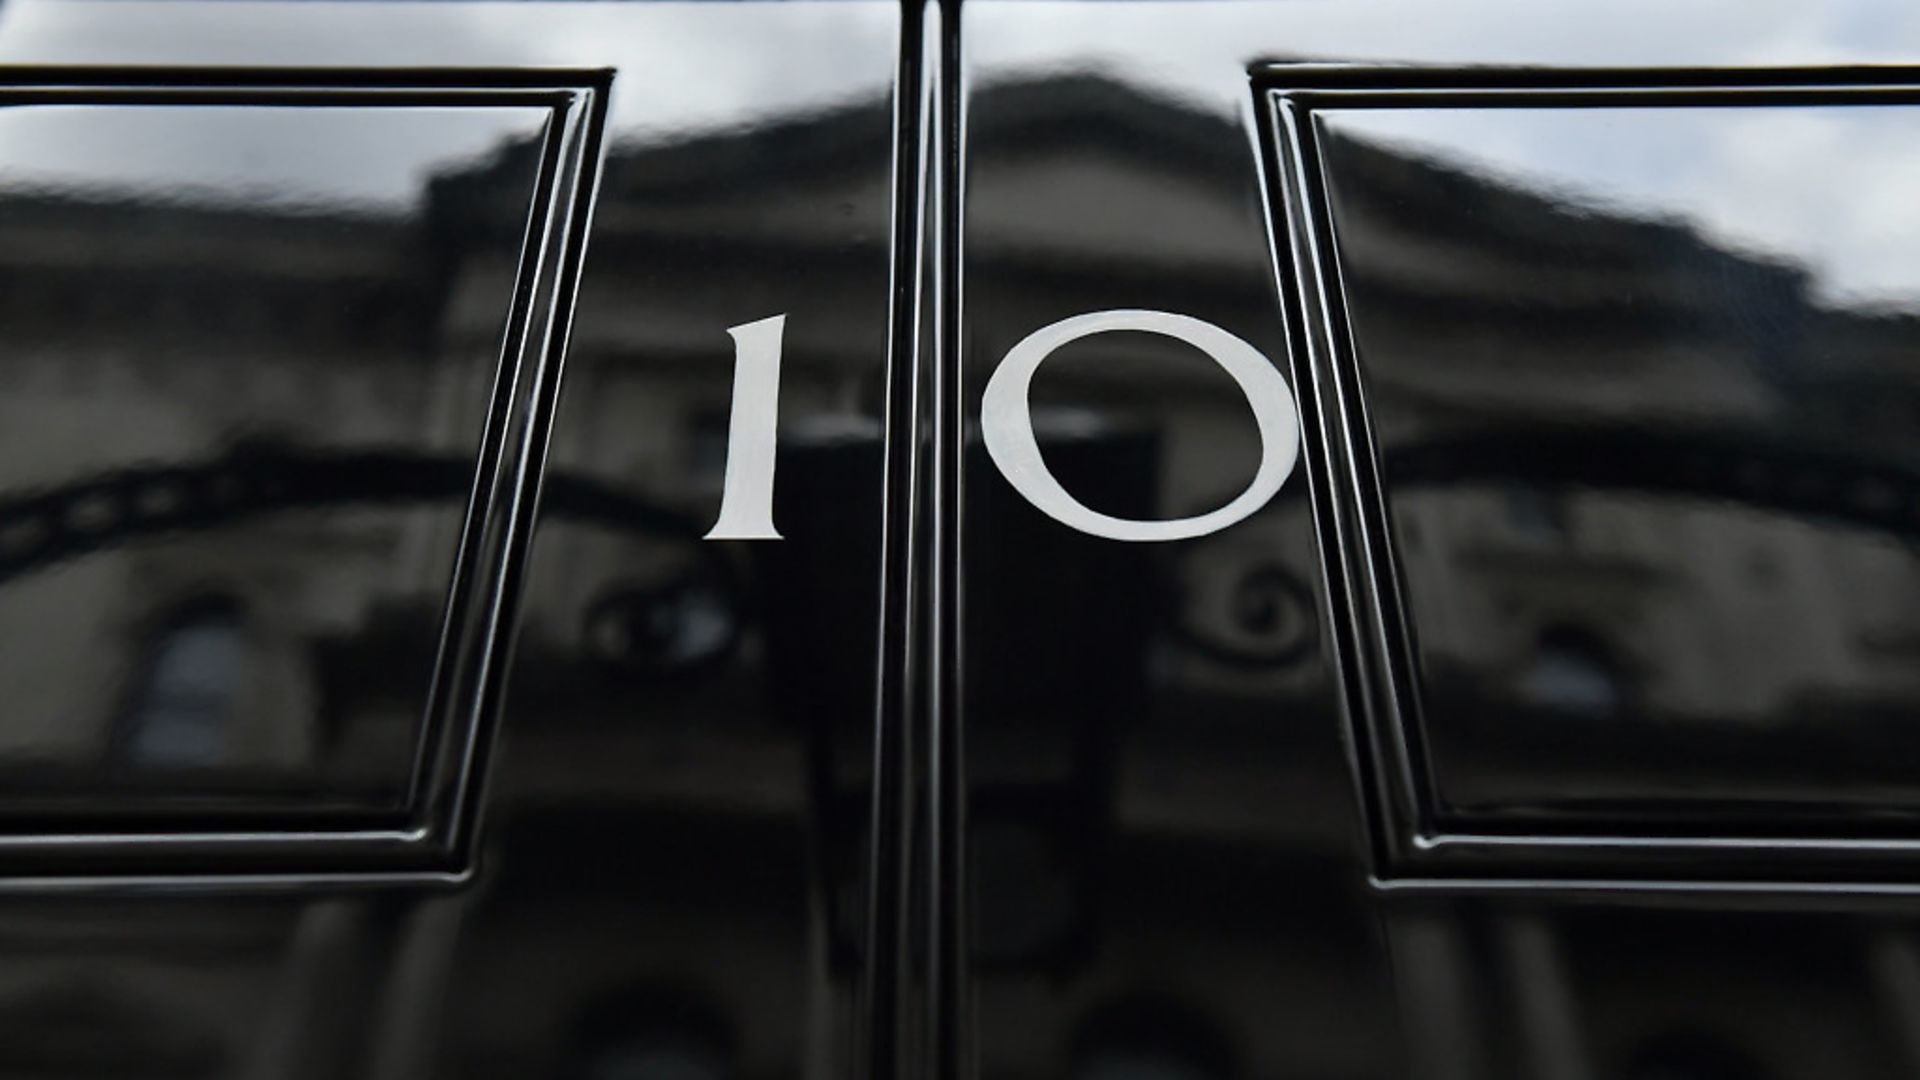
(980, 309, 1299, 542)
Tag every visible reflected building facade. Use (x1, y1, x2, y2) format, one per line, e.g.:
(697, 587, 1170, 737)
(0, 106, 552, 813)
(0, 50, 1916, 1080)
(1316, 108, 1920, 823)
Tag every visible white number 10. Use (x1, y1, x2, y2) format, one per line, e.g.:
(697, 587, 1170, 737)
(703, 309, 1299, 543)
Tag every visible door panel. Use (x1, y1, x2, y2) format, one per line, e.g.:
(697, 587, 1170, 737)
(960, 4, 1920, 1080)
(1280, 82, 1920, 886)
(0, 72, 603, 879)
(0, 3, 899, 1076)
(0, 96, 554, 824)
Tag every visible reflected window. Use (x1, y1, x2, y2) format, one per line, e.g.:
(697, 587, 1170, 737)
(1070, 998, 1236, 1080)
(1078, 1050, 1221, 1080)
(119, 597, 247, 768)
(583, 573, 739, 677)
(686, 407, 733, 490)
(0, 978, 225, 1077)
(1516, 625, 1625, 716)
(1505, 486, 1570, 544)
(584, 1043, 729, 1080)
(566, 986, 734, 1080)
(1622, 1030, 1769, 1080)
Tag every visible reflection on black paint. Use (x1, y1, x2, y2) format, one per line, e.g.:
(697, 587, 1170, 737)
(964, 74, 1396, 1080)
(119, 593, 249, 768)
(0, 15, 900, 1073)
(1070, 997, 1238, 1080)
(4, 4, 1920, 1080)
(0, 103, 550, 816)
(457, 57, 896, 1080)
(1316, 106, 1920, 826)
(565, 985, 736, 1080)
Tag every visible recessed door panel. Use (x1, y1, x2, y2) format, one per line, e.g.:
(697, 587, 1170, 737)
(0, 75, 604, 877)
(1320, 99, 1920, 822)
(1268, 77, 1920, 886)
(0, 100, 548, 817)
(0, 4, 899, 1077)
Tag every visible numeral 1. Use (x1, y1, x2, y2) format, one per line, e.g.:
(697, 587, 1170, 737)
(704, 314, 786, 540)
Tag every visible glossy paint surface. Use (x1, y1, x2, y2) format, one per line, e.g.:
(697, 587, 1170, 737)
(1316, 101, 1920, 830)
(957, 57, 1394, 1080)
(960, 4, 1920, 1080)
(0, 101, 550, 820)
(0, 2, 898, 1075)
(0, 1, 1917, 1078)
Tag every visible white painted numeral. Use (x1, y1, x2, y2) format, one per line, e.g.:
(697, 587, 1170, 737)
(704, 314, 787, 540)
(700, 309, 1298, 543)
(979, 309, 1298, 542)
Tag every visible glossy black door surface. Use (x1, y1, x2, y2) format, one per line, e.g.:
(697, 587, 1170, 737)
(0, 99, 553, 819)
(0, 3, 898, 1075)
(1286, 84, 1920, 885)
(957, 5, 1920, 1080)
(1, 1, 1920, 1078)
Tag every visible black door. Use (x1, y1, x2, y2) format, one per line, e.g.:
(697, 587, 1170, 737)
(0, 3, 1916, 1079)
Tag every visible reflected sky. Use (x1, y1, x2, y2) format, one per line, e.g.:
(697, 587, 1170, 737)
(1321, 106, 1920, 310)
(966, 0, 1920, 99)
(0, 105, 544, 212)
(0, 0, 895, 202)
(954, 0, 1920, 314)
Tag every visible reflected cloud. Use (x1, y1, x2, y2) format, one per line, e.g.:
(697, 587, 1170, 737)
(0, 105, 544, 213)
(970, 0, 1920, 120)
(0, 1, 898, 146)
(1326, 106, 1920, 309)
